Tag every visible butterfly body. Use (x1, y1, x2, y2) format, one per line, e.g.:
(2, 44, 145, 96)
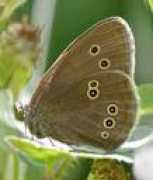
(25, 17, 139, 151)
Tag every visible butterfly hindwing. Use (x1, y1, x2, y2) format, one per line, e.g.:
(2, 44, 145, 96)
(28, 71, 138, 151)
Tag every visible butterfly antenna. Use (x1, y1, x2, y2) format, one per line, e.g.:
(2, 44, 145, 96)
(49, 137, 55, 147)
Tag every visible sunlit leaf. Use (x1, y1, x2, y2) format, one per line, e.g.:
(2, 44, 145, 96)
(5, 136, 92, 180)
(5, 136, 71, 166)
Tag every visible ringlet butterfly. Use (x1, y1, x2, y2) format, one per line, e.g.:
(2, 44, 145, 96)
(15, 17, 139, 151)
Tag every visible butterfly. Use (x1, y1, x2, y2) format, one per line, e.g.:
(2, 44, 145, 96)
(16, 17, 139, 152)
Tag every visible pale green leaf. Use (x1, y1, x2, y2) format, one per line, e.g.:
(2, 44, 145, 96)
(5, 136, 71, 166)
(138, 84, 153, 115)
(5, 136, 92, 180)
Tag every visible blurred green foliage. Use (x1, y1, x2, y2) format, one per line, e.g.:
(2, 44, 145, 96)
(0, 0, 26, 28)
(0, 18, 41, 100)
(139, 84, 153, 115)
(148, 0, 153, 11)
(88, 159, 132, 180)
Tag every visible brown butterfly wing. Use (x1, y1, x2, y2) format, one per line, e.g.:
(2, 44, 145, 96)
(27, 71, 138, 151)
(43, 17, 135, 89)
(27, 17, 137, 151)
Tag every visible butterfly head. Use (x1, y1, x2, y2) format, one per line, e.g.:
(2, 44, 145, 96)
(14, 102, 48, 138)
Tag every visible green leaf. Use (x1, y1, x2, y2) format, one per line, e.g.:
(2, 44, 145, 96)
(6, 136, 135, 180)
(138, 84, 153, 115)
(5, 136, 92, 180)
(0, 0, 27, 27)
(5, 136, 71, 166)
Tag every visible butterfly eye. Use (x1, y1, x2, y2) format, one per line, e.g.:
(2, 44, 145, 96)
(107, 104, 119, 116)
(98, 58, 111, 70)
(103, 117, 116, 129)
(100, 131, 110, 139)
(87, 88, 100, 100)
(89, 44, 101, 56)
(88, 80, 99, 88)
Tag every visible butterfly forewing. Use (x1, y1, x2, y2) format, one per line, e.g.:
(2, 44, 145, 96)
(43, 17, 135, 89)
